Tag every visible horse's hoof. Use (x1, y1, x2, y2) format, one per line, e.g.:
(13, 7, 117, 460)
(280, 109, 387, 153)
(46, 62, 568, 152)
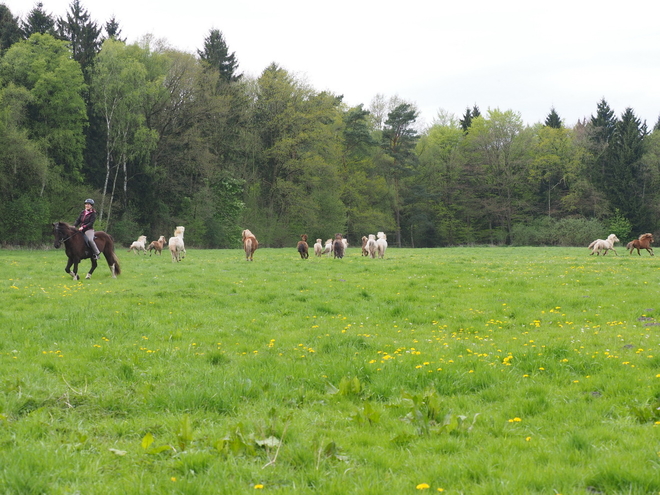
(85, 273, 91, 279)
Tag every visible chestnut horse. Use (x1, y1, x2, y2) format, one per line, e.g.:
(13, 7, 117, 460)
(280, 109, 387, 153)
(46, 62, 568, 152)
(627, 233, 654, 256)
(242, 229, 258, 261)
(297, 234, 309, 259)
(53, 222, 121, 280)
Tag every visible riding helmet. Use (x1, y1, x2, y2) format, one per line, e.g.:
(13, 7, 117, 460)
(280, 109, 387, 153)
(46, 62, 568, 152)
(84, 198, 95, 205)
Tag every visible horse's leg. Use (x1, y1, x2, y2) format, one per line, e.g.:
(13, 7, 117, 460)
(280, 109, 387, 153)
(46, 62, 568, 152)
(85, 258, 98, 279)
(65, 258, 79, 280)
(65, 258, 73, 275)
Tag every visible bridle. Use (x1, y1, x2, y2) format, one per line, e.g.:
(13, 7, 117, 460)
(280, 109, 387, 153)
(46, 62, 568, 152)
(55, 224, 80, 244)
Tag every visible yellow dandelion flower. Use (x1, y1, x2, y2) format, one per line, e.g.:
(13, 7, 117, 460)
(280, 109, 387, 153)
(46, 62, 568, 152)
(254, 484, 264, 489)
(416, 483, 430, 490)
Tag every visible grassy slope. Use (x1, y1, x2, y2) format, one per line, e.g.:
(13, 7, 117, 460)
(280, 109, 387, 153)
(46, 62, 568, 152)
(1, 246, 660, 494)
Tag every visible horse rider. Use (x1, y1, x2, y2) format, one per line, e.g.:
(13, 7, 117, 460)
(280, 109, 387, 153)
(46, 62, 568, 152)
(74, 199, 101, 260)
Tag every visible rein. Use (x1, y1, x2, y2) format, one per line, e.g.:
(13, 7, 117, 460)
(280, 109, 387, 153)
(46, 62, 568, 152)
(57, 227, 80, 244)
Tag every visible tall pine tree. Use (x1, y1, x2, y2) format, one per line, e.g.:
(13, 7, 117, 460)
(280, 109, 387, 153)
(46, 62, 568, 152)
(608, 108, 648, 230)
(381, 103, 419, 247)
(588, 98, 618, 192)
(0, 5, 21, 53)
(197, 29, 241, 83)
(21, 2, 56, 37)
(544, 107, 562, 128)
(459, 104, 481, 133)
(56, 0, 102, 83)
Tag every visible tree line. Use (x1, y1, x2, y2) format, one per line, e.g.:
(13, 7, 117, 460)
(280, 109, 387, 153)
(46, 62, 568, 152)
(2, 1, 659, 248)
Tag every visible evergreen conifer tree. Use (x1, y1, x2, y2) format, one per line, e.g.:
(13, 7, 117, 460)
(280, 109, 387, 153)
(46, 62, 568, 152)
(56, 0, 102, 83)
(0, 5, 22, 53)
(103, 16, 124, 42)
(544, 107, 562, 128)
(198, 29, 241, 83)
(21, 2, 56, 37)
(459, 107, 472, 133)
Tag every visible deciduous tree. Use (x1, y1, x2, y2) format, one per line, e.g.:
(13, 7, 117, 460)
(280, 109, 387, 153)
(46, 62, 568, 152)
(0, 33, 87, 183)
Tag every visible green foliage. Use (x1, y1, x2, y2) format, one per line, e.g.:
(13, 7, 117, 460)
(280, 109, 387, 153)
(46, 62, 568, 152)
(21, 2, 56, 37)
(512, 217, 606, 246)
(607, 208, 632, 241)
(630, 397, 660, 423)
(197, 28, 241, 83)
(0, 33, 87, 183)
(110, 211, 142, 246)
(544, 107, 562, 128)
(215, 424, 257, 457)
(176, 414, 194, 451)
(56, 0, 102, 82)
(0, 5, 21, 54)
(0, 194, 49, 245)
(3, 15, 660, 249)
(349, 401, 381, 425)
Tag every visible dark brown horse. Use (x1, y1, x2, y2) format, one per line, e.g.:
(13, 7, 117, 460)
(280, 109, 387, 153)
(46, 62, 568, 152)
(53, 222, 121, 280)
(333, 233, 345, 259)
(626, 233, 654, 256)
(297, 234, 309, 259)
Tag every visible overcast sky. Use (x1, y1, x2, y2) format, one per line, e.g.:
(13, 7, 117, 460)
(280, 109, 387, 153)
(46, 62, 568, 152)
(5, 0, 660, 128)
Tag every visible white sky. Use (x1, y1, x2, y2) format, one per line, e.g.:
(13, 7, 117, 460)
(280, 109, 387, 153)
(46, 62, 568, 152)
(5, 0, 660, 128)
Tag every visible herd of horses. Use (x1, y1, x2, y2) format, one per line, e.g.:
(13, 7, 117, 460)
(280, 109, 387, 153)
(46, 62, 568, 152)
(52, 222, 656, 280)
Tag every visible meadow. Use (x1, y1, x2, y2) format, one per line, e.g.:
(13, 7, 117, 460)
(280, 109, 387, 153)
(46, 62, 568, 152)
(1, 245, 660, 494)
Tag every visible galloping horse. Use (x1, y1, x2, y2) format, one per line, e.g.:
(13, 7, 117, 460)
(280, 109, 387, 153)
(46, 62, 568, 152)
(53, 222, 121, 280)
(588, 233, 619, 256)
(627, 233, 654, 256)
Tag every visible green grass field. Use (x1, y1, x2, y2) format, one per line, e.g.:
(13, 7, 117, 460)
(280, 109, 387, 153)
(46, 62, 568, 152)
(2, 246, 660, 494)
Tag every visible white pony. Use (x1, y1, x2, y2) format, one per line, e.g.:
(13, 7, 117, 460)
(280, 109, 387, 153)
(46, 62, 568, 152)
(128, 235, 147, 254)
(366, 234, 377, 258)
(169, 226, 186, 262)
(322, 238, 333, 257)
(314, 239, 323, 257)
(376, 232, 388, 259)
(588, 233, 619, 256)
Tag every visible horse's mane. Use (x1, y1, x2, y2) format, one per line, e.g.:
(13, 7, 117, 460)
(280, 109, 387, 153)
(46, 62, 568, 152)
(639, 233, 653, 240)
(55, 221, 76, 233)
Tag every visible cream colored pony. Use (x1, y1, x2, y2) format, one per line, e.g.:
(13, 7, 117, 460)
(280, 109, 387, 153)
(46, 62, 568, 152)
(169, 226, 186, 262)
(588, 233, 619, 256)
(376, 232, 388, 259)
(128, 235, 147, 254)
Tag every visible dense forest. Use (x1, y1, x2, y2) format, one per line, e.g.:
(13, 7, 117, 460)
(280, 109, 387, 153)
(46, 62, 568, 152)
(2, 1, 660, 248)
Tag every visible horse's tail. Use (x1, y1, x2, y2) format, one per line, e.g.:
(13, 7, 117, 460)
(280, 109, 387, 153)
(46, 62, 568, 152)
(108, 250, 121, 275)
(626, 241, 634, 250)
(102, 234, 121, 275)
(588, 240, 597, 249)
